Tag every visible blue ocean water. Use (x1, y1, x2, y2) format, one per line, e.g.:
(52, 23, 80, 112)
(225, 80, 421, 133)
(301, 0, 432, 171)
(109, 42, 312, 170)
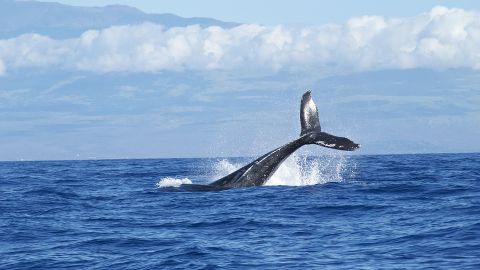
(1, 153, 480, 269)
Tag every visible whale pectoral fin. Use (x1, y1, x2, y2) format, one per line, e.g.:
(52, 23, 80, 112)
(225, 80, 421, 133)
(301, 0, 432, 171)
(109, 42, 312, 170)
(315, 132, 360, 151)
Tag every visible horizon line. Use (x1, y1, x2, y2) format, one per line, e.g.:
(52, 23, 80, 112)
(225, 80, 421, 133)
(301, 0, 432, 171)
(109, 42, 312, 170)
(1, 151, 478, 163)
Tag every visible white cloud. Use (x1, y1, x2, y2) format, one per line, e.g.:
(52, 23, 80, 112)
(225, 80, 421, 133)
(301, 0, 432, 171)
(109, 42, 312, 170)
(1, 6, 480, 73)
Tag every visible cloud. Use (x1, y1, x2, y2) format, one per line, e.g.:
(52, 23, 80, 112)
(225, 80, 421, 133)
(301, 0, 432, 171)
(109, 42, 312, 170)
(1, 6, 480, 74)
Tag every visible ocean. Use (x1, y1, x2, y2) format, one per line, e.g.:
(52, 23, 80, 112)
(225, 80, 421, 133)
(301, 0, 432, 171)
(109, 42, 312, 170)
(1, 153, 479, 269)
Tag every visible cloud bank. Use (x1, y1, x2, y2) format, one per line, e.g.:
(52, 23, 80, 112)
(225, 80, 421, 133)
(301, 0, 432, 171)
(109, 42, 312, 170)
(1, 6, 480, 74)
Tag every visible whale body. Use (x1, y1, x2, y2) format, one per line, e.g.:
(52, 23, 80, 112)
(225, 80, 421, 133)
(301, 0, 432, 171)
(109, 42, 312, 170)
(182, 91, 359, 191)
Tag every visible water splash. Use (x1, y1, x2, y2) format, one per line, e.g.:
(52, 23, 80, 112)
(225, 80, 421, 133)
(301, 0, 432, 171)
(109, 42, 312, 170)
(156, 177, 192, 188)
(209, 153, 350, 187)
(212, 159, 241, 179)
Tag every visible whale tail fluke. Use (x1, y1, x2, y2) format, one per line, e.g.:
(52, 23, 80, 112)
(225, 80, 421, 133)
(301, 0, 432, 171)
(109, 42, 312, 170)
(300, 90, 360, 151)
(300, 90, 321, 136)
(312, 132, 360, 151)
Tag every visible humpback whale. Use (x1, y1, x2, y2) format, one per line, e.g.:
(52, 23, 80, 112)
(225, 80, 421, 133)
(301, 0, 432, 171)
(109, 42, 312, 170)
(182, 91, 359, 191)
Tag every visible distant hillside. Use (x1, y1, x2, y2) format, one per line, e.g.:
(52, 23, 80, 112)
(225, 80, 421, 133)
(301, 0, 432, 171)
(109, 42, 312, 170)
(0, 0, 239, 39)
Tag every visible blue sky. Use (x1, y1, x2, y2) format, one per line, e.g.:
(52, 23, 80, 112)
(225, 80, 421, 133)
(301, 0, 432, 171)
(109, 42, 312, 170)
(1, 1, 480, 160)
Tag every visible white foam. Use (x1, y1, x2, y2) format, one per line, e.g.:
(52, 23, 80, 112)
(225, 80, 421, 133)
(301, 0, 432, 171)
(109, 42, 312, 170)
(156, 177, 192, 188)
(209, 153, 349, 187)
(266, 153, 347, 186)
(157, 154, 350, 188)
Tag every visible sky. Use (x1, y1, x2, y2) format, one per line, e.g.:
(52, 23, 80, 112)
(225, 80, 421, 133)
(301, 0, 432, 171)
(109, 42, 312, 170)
(0, 1, 480, 160)
(54, 0, 480, 25)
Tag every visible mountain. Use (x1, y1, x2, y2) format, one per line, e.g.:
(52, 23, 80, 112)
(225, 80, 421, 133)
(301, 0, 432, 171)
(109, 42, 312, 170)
(0, 0, 238, 39)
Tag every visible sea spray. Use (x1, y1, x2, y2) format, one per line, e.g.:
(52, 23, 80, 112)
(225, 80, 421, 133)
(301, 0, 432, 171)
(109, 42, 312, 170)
(156, 153, 351, 188)
(266, 153, 348, 186)
(212, 159, 240, 179)
(208, 153, 349, 187)
(156, 177, 192, 188)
